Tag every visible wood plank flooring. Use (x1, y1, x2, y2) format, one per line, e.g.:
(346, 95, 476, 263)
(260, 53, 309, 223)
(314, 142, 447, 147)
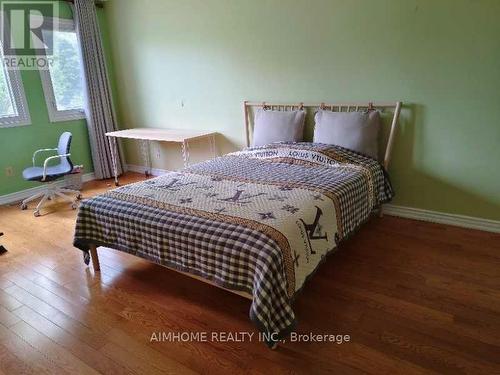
(0, 173, 499, 374)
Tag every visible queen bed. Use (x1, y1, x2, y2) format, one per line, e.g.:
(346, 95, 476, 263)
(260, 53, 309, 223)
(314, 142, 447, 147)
(73, 101, 402, 347)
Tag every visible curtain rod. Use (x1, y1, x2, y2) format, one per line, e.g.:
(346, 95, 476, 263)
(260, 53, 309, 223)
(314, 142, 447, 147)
(64, 0, 105, 9)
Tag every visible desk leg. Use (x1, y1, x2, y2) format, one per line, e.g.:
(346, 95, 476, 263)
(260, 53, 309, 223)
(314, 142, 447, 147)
(140, 140, 152, 177)
(108, 136, 119, 186)
(147, 140, 152, 176)
(181, 140, 190, 168)
(209, 135, 218, 158)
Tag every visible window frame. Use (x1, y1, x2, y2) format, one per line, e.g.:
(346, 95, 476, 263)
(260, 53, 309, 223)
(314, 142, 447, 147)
(36, 15, 86, 123)
(0, 15, 31, 128)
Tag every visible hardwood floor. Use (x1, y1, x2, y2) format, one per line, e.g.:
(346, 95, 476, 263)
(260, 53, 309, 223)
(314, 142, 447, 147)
(0, 173, 499, 374)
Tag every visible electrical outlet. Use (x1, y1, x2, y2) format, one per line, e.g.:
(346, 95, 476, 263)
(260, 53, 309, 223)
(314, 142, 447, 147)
(5, 166, 13, 176)
(155, 146, 161, 159)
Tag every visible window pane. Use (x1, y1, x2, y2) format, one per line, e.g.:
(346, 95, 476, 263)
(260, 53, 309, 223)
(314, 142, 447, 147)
(0, 43, 17, 118)
(0, 68, 16, 118)
(45, 29, 84, 111)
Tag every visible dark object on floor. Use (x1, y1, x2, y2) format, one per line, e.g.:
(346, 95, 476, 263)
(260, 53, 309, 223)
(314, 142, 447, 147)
(0, 232, 7, 254)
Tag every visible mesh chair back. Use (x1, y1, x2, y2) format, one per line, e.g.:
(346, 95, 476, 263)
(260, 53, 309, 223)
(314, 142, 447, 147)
(57, 132, 74, 174)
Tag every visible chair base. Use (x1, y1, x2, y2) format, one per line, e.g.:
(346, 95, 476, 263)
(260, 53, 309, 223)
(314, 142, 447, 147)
(21, 182, 81, 217)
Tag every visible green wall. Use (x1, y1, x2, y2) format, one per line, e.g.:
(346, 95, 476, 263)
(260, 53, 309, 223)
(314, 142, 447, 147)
(104, 0, 500, 221)
(0, 1, 114, 196)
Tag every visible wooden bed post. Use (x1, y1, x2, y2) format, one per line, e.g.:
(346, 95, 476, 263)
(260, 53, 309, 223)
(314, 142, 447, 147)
(380, 101, 402, 218)
(383, 101, 403, 170)
(243, 100, 251, 148)
(89, 244, 100, 271)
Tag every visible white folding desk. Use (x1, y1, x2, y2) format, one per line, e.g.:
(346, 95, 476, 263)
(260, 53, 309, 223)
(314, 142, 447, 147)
(105, 128, 217, 185)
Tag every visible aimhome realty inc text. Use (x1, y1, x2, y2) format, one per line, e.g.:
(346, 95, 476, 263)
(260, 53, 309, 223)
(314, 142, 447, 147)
(150, 331, 351, 344)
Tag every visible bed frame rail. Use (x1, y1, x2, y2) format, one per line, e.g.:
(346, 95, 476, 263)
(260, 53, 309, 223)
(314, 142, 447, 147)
(88, 244, 253, 299)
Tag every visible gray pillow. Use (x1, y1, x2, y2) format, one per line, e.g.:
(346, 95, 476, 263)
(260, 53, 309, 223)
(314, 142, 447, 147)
(252, 109, 306, 147)
(313, 110, 381, 159)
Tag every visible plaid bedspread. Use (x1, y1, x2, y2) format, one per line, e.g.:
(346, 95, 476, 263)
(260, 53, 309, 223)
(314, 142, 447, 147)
(74, 142, 393, 345)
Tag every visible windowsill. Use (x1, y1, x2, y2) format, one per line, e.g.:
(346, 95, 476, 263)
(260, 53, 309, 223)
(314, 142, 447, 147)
(0, 115, 32, 128)
(0, 121, 31, 129)
(48, 110, 86, 123)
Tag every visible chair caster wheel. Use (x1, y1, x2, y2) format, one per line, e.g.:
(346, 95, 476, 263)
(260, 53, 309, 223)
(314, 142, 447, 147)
(21, 204, 27, 210)
(71, 203, 78, 210)
(34, 210, 41, 217)
(47, 196, 52, 201)
(76, 194, 82, 200)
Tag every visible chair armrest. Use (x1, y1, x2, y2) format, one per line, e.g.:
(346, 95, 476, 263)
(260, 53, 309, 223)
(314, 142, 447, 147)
(42, 153, 70, 181)
(33, 148, 58, 166)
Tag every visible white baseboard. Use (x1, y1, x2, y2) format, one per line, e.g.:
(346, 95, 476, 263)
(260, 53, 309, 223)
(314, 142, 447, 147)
(0, 172, 95, 206)
(383, 204, 500, 234)
(127, 164, 170, 176)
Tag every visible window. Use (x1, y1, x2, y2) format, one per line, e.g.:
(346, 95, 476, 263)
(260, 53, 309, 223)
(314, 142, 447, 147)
(37, 17, 85, 122)
(0, 41, 31, 127)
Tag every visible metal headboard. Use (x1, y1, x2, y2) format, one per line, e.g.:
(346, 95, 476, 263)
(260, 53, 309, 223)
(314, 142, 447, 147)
(243, 101, 403, 170)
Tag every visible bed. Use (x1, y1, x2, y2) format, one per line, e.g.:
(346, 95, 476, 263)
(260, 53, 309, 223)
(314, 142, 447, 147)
(74, 101, 402, 347)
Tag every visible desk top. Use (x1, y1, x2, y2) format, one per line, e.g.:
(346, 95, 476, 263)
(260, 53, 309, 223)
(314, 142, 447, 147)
(105, 128, 217, 142)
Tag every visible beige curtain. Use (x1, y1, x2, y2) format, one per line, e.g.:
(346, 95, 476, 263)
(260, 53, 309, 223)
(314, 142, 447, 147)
(73, 0, 124, 179)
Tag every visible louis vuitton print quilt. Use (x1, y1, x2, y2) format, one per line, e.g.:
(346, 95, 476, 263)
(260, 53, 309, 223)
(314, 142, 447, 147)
(74, 142, 393, 345)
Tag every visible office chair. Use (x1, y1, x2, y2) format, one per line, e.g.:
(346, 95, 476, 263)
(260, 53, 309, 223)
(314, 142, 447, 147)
(21, 132, 81, 217)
